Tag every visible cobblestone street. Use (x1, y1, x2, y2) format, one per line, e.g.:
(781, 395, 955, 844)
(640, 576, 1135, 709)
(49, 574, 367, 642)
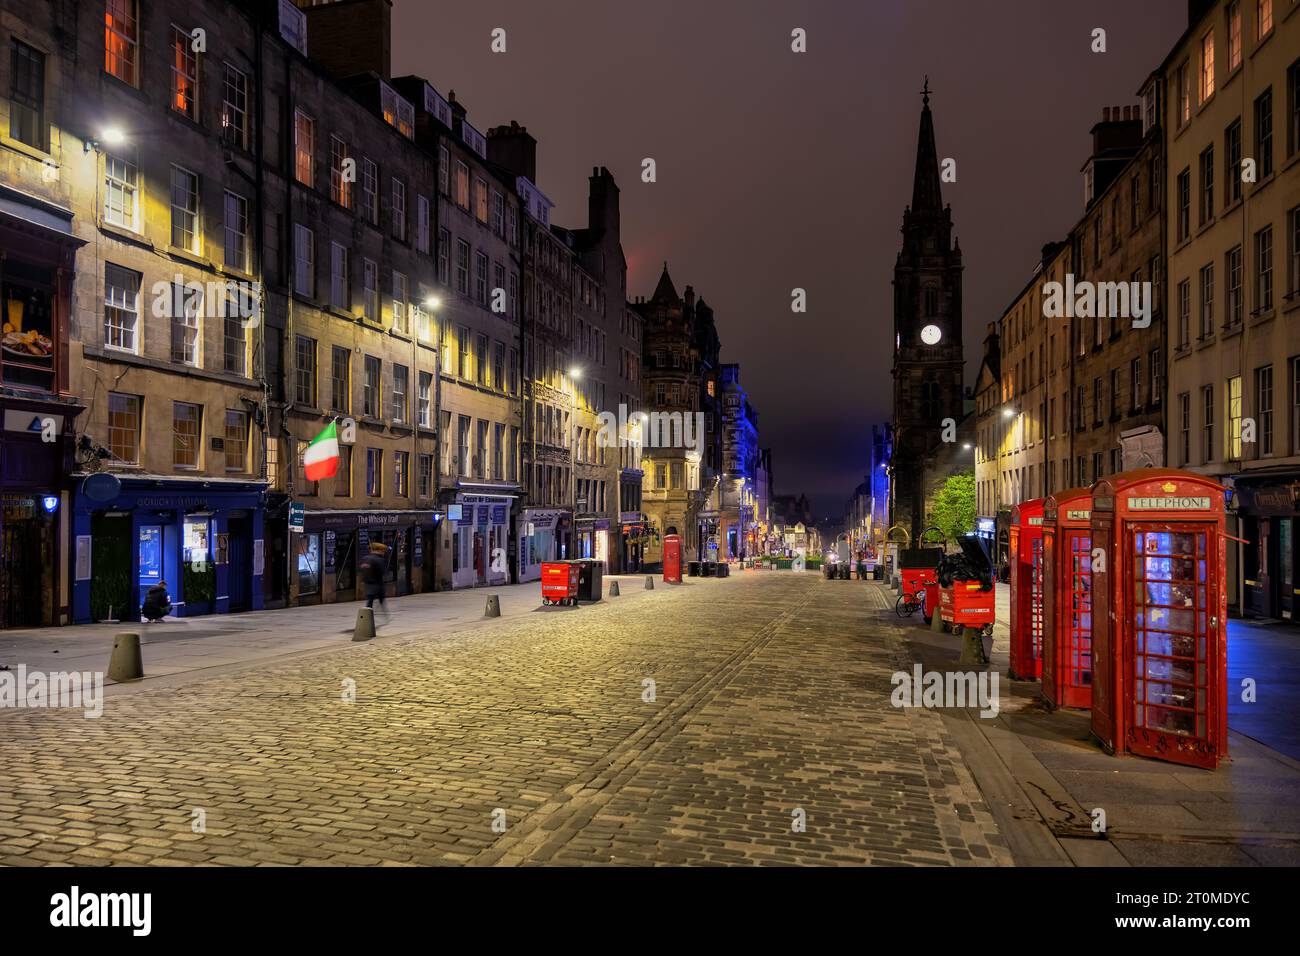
(0, 573, 1010, 866)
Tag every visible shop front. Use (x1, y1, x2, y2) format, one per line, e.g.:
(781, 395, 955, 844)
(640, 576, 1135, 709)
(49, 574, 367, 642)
(295, 508, 436, 605)
(70, 476, 266, 624)
(518, 507, 568, 583)
(0, 189, 85, 629)
(1233, 479, 1299, 622)
(618, 512, 646, 574)
(449, 493, 514, 589)
(574, 515, 612, 567)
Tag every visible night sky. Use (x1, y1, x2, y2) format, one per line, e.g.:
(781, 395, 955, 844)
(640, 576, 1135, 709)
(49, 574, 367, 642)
(391, 0, 1185, 517)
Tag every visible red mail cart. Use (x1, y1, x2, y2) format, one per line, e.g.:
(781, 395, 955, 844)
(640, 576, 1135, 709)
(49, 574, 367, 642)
(938, 536, 996, 637)
(1008, 498, 1045, 680)
(541, 561, 580, 606)
(1090, 470, 1228, 769)
(897, 546, 943, 621)
(1041, 488, 1093, 710)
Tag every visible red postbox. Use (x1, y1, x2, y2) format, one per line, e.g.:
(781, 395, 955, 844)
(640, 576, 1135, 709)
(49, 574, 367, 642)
(1090, 470, 1228, 769)
(1008, 498, 1045, 680)
(662, 533, 683, 584)
(1042, 488, 1093, 709)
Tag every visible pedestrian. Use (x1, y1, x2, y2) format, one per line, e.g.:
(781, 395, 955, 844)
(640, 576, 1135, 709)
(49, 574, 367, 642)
(142, 580, 172, 623)
(360, 542, 390, 625)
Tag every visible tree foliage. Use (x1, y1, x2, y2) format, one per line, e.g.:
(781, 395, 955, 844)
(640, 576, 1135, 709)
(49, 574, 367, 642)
(931, 471, 977, 543)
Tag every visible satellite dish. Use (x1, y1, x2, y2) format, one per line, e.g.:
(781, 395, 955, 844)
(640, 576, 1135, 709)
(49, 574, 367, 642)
(82, 472, 122, 503)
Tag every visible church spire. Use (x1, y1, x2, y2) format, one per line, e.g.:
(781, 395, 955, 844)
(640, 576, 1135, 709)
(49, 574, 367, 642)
(910, 77, 943, 213)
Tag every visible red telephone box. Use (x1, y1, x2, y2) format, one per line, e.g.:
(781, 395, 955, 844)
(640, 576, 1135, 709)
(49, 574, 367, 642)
(1042, 488, 1093, 710)
(1008, 498, 1045, 680)
(1090, 470, 1228, 769)
(663, 534, 683, 584)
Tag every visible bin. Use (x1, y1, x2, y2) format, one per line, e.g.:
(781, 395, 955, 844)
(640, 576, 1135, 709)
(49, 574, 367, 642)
(687, 561, 700, 577)
(575, 560, 603, 602)
(717, 562, 729, 578)
(541, 561, 579, 606)
(702, 561, 715, 577)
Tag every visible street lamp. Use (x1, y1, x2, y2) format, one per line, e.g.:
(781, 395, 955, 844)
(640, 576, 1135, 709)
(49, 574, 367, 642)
(85, 126, 126, 153)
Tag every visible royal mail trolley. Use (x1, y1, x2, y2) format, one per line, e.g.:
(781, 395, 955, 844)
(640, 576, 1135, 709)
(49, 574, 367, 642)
(1008, 498, 1045, 680)
(1090, 470, 1228, 769)
(1041, 488, 1093, 710)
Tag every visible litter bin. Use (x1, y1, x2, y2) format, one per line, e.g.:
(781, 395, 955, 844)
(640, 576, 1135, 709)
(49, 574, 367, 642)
(823, 562, 835, 579)
(717, 562, 729, 578)
(687, 561, 700, 577)
(702, 561, 715, 577)
(575, 559, 603, 602)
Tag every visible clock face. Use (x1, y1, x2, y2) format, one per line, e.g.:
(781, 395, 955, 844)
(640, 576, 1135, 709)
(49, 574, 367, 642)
(921, 324, 942, 345)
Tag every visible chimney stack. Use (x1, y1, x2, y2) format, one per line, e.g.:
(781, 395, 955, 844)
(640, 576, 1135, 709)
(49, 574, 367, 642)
(486, 120, 537, 182)
(298, 0, 393, 81)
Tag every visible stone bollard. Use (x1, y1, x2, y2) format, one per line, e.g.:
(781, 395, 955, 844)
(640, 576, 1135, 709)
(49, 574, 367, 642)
(353, 607, 375, 642)
(107, 632, 144, 682)
(958, 626, 990, 666)
(645, 576, 655, 590)
(931, 606, 945, 632)
(609, 580, 620, 597)
(484, 594, 501, 618)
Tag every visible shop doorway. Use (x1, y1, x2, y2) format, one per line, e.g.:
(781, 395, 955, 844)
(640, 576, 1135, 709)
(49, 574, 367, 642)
(1, 499, 50, 628)
(227, 516, 253, 612)
(333, 531, 357, 602)
(1279, 518, 1294, 621)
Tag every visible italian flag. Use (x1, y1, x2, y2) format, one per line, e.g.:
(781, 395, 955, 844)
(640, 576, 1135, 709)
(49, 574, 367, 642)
(303, 421, 340, 481)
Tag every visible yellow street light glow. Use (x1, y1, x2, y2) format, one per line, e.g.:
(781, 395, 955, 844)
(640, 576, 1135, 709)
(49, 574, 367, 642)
(424, 296, 441, 310)
(101, 127, 126, 146)
(569, 368, 582, 379)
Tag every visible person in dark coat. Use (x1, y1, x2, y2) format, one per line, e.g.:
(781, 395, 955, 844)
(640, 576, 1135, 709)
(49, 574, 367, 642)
(142, 581, 172, 622)
(359, 543, 390, 622)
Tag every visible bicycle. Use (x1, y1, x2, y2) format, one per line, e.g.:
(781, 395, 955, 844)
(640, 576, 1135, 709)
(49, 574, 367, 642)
(895, 589, 926, 618)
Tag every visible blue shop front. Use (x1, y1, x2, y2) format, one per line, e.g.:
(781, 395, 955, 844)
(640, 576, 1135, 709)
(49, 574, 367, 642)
(71, 475, 266, 624)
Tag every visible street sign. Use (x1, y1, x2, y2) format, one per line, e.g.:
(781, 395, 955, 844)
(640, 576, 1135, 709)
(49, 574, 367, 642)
(289, 502, 305, 532)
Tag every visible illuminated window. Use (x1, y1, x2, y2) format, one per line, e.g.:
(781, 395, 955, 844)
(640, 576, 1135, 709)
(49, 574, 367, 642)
(104, 0, 138, 87)
(294, 110, 315, 186)
(330, 136, 353, 208)
(1256, 0, 1272, 39)
(170, 25, 197, 119)
(103, 263, 140, 352)
(1225, 375, 1242, 460)
(1199, 29, 1214, 103)
(1226, 1, 1241, 71)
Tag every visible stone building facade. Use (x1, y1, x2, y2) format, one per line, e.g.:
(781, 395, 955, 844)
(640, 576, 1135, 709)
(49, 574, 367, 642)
(1160, 0, 1300, 617)
(1064, 105, 1166, 492)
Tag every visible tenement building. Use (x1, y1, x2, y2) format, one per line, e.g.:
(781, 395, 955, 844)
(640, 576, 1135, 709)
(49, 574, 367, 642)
(1065, 104, 1166, 491)
(1160, 0, 1300, 618)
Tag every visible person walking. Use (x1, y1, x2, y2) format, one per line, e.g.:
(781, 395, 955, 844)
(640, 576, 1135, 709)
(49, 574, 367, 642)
(359, 542, 390, 626)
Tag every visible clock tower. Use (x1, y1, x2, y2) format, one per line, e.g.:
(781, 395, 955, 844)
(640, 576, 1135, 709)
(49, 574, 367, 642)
(890, 80, 965, 541)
